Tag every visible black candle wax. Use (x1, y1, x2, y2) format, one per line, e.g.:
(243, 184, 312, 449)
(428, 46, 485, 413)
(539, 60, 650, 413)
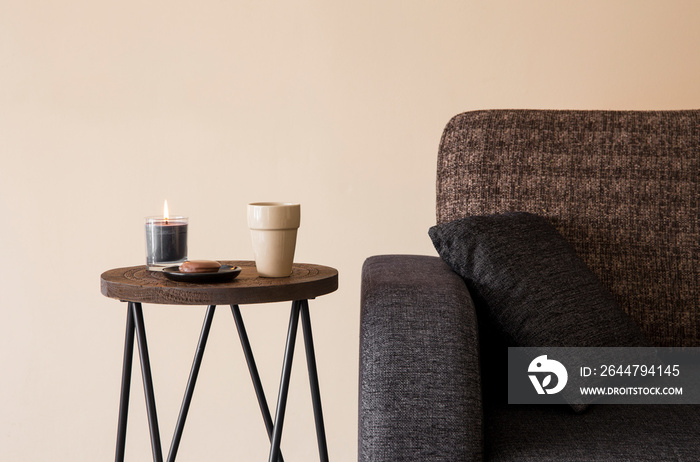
(146, 219, 188, 265)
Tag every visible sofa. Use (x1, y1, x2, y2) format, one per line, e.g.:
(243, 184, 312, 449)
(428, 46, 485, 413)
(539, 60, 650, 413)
(359, 110, 699, 461)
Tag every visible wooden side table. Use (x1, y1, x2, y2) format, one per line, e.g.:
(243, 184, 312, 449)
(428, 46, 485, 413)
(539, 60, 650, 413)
(101, 261, 338, 462)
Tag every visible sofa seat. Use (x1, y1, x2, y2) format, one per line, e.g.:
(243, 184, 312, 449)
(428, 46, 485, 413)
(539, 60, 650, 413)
(486, 403, 700, 461)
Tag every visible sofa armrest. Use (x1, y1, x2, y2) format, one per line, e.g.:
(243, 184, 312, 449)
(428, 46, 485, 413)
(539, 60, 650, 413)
(359, 255, 483, 462)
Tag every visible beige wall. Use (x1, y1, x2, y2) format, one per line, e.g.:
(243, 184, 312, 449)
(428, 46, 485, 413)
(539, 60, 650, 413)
(1, 1, 698, 460)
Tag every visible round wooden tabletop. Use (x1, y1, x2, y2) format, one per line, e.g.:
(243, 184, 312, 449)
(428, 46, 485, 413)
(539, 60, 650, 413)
(101, 261, 338, 306)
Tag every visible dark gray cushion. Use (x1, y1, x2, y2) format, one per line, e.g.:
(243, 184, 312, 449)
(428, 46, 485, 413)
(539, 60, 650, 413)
(429, 212, 649, 410)
(429, 212, 648, 348)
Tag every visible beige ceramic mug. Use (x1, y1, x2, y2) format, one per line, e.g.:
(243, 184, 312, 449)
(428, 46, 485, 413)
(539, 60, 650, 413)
(247, 202, 301, 277)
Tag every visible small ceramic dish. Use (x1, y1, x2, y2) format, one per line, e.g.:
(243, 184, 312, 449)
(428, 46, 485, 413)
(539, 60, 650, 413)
(162, 265, 242, 283)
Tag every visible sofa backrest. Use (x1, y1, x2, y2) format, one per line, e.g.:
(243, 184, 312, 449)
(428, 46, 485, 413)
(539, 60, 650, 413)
(436, 109, 699, 347)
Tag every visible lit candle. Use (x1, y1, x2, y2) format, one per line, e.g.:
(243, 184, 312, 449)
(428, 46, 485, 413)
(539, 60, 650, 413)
(145, 200, 188, 270)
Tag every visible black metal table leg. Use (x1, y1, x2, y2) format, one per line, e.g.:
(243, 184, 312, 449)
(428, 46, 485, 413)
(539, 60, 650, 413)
(132, 302, 164, 462)
(268, 300, 302, 462)
(115, 303, 136, 462)
(231, 305, 284, 462)
(300, 300, 329, 462)
(167, 305, 217, 462)
(112, 298, 329, 462)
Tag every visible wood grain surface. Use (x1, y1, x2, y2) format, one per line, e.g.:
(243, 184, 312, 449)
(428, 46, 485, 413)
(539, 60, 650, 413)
(101, 260, 338, 305)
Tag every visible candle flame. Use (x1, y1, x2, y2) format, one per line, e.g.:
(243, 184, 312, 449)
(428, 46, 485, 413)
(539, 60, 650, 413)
(163, 200, 169, 221)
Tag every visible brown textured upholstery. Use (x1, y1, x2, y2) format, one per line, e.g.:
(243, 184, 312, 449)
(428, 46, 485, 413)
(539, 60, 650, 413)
(436, 110, 699, 347)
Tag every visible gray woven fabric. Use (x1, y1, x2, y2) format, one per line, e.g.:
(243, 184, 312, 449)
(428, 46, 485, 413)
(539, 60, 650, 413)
(360, 255, 483, 462)
(436, 110, 700, 347)
(485, 403, 700, 461)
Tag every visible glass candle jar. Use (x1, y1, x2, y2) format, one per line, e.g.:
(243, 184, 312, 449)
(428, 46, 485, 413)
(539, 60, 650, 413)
(145, 216, 188, 270)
